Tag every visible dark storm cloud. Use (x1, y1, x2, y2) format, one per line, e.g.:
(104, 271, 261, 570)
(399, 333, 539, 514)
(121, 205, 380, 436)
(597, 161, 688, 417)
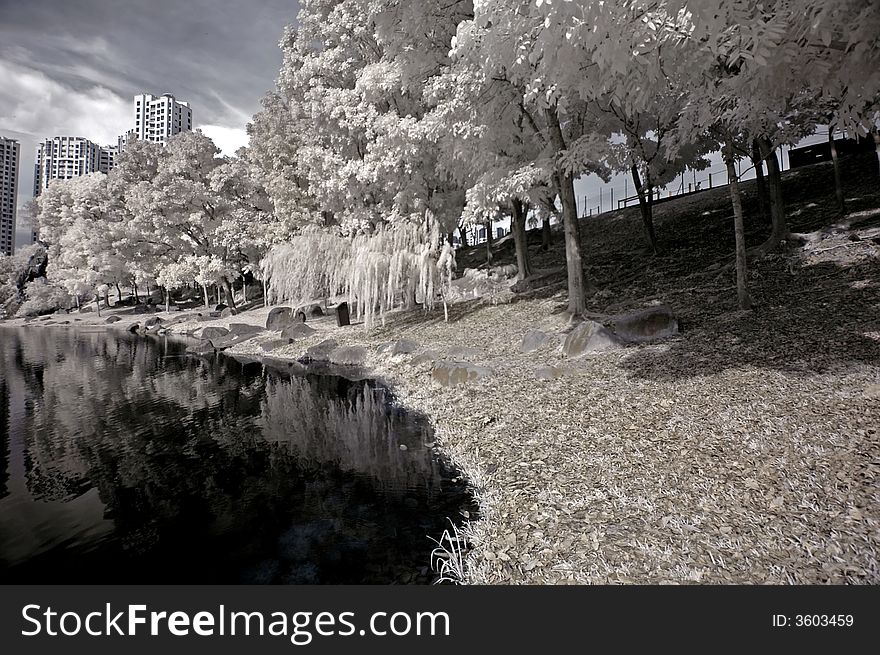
(0, 0, 297, 126)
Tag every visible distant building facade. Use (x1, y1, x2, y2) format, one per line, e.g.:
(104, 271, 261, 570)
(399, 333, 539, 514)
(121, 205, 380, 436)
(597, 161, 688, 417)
(0, 137, 19, 256)
(128, 93, 193, 147)
(32, 136, 115, 196)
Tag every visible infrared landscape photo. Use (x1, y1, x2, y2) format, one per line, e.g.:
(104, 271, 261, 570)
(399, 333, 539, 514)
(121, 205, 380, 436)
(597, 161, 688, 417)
(1, 0, 879, 588)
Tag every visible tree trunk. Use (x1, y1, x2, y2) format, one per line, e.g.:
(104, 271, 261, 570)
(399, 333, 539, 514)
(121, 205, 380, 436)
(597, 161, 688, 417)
(630, 164, 658, 254)
(115, 283, 123, 306)
(104, 290, 110, 308)
(95, 295, 101, 317)
(873, 129, 880, 177)
(202, 283, 210, 309)
(165, 288, 171, 313)
(222, 279, 237, 310)
(751, 140, 769, 223)
(828, 129, 845, 216)
(757, 137, 788, 247)
(133, 283, 140, 304)
(546, 106, 591, 316)
(723, 141, 752, 311)
(510, 198, 533, 281)
(75, 295, 81, 310)
(263, 279, 269, 306)
(216, 286, 221, 306)
(485, 218, 493, 266)
(541, 214, 552, 251)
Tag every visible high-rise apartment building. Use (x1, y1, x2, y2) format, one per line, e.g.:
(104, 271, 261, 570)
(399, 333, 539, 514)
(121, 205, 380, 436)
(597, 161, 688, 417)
(33, 136, 102, 196)
(0, 137, 19, 256)
(33, 136, 118, 196)
(132, 93, 192, 146)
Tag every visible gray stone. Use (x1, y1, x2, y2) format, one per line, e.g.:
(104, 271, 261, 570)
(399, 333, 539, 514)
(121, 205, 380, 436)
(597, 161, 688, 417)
(133, 304, 151, 314)
(266, 307, 293, 330)
(201, 326, 230, 340)
(220, 307, 238, 318)
(227, 323, 263, 337)
(306, 339, 338, 362)
(144, 316, 163, 328)
(104, 316, 122, 324)
(261, 339, 291, 352)
(187, 340, 215, 356)
(432, 361, 493, 387)
(209, 334, 256, 351)
(390, 339, 420, 355)
(125, 322, 140, 333)
(281, 323, 316, 341)
(520, 329, 553, 353)
(329, 345, 367, 366)
(562, 320, 625, 357)
(214, 303, 228, 312)
(611, 304, 679, 342)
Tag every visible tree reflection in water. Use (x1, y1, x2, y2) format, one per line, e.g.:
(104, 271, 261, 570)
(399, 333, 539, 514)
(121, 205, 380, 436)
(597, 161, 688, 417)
(0, 328, 474, 584)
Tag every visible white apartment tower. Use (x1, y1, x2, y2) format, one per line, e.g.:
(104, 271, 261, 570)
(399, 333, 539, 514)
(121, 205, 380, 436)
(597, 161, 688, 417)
(0, 137, 20, 256)
(133, 93, 192, 146)
(33, 136, 106, 196)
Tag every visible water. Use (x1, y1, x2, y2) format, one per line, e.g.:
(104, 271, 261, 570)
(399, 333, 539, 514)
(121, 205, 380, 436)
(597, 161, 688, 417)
(0, 327, 473, 584)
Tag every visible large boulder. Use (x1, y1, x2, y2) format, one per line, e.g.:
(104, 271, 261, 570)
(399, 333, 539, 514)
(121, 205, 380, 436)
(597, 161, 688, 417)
(562, 320, 625, 357)
(410, 350, 440, 366)
(201, 326, 230, 340)
(329, 345, 367, 366)
(104, 316, 122, 324)
(520, 329, 554, 353)
(306, 339, 338, 362)
(187, 340, 215, 356)
(378, 339, 420, 356)
(261, 339, 291, 352)
(125, 322, 140, 334)
(143, 316, 163, 328)
(266, 307, 294, 330)
(611, 304, 679, 342)
(281, 323, 316, 341)
(220, 307, 238, 318)
(432, 361, 493, 387)
(214, 303, 228, 312)
(133, 304, 152, 314)
(227, 323, 263, 338)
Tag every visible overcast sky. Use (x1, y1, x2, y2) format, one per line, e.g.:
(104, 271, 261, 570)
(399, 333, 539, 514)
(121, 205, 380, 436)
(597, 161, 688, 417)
(0, 0, 299, 247)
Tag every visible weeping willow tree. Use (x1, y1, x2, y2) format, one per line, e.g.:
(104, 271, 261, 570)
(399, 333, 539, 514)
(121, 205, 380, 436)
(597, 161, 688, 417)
(263, 213, 455, 329)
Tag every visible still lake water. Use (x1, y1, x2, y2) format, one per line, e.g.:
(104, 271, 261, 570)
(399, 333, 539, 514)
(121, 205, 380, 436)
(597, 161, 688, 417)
(0, 327, 473, 584)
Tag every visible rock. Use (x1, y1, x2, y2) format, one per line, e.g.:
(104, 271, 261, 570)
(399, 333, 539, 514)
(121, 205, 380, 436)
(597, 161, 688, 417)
(390, 339, 419, 355)
(125, 322, 140, 333)
(227, 323, 263, 337)
(611, 304, 679, 342)
(266, 307, 294, 330)
(520, 329, 553, 353)
(510, 267, 567, 294)
(432, 361, 493, 387)
(104, 316, 122, 324)
(208, 311, 222, 319)
(143, 316, 163, 328)
(281, 323, 316, 341)
(261, 339, 291, 352)
(447, 345, 481, 359)
(334, 302, 350, 327)
(410, 350, 440, 366)
(562, 320, 625, 357)
(214, 303, 228, 312)
(305, 339, 338, 362)
(209, 334, 257, 351)
(535, 365, 569, 380)
(133, 304, 151, 314)
(200, 326, 230, 340)
(304, 303, 324, 317)
(167, 305, 182, 312)
(186, 341, 215, 356)
(329, 345, 367, 366)
(220, 307, 238, 318)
